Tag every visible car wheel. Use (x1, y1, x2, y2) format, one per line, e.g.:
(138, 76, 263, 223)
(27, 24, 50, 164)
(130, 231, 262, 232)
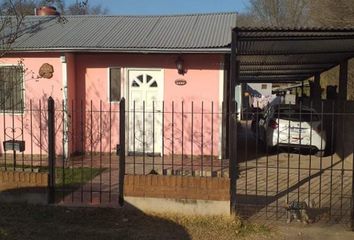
(315, 150, 325, 157)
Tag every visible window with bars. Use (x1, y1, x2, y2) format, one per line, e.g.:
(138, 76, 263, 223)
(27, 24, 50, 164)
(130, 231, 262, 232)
(0, 66, 24, 113)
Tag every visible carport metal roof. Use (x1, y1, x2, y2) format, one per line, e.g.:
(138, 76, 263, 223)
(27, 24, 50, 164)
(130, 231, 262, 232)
(231, 27, 354, 83)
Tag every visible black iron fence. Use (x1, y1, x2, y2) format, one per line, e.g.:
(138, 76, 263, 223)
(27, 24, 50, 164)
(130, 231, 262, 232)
(125, 100, 229, 177)
(0, 98, 49, 172)
(235, 100, 354, 226)
(1, 96, 353, 228)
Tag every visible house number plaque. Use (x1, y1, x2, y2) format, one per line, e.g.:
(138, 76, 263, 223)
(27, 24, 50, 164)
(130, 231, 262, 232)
(175, 79, 187, 86)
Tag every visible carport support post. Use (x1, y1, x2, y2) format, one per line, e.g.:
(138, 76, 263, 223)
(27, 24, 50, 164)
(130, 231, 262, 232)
(229, 28, 239, 215)
(312, 73, 322, 110)
(338, 60, 348, 102)
(314, 73, 321, 100)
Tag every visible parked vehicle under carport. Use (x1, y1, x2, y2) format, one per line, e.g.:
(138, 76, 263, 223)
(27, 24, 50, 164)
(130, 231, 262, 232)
(253, 104, 326, 156)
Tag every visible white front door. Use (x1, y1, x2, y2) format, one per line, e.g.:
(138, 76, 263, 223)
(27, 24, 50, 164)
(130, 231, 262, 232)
(128, 69, 163, 154)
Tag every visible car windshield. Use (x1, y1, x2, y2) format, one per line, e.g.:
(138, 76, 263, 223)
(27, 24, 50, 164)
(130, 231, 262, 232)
(275, 108, 320, 122)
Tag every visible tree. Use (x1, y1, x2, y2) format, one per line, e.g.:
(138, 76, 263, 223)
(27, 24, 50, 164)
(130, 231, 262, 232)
(243, 0, 311, 27)
(309, 0, 354, 28)
(1, 0, 108, 16)
(66, 0, 107, 15)
(0, 0, 26, 56)
(239, 0, 354, 100)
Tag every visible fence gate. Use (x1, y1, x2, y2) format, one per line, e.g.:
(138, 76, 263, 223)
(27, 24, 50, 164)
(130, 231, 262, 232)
(48, 97, 126, 206)
(233, 100, 354, 229)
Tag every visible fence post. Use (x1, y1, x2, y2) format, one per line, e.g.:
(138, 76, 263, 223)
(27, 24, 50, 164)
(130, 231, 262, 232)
(118, 98, 126, 206)
(47, 97, 56, 204)
(229, 101, 238, 214)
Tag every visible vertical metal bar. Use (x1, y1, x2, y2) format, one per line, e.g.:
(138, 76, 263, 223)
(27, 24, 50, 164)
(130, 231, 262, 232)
(80, 99, 84, 203)
(308, 101, 313, 205)
(3, 93, 6, 170)
(118, 98, 126, 207)
(229, 101, 238, 214)
(71, 99, 74, 203)
(227, 29, 240, 217)
(162, 101, 165, 174)
(221, 101, 224, 177)
(245, 107, 248, 196)
(30, 100, 33, 170)
(47, 97, 56, 204)
(211, 101, 214, 175)
(181, 101, 184, 175)
(201, 101, 204, 176)
(277, 104, 281, 220)
(265, 114, 269, 218)
(255, 102, 259, 195)
(12, 94, 15, 170)
(152, 101, 155, 170)
(90, 100, 93, 203)
(191, 101, 194, 174)
(340, 101, 346, 219)
(109, 101, 112, 202)
(329, 101, 335, 219)
(286, 102, 292, 205)
(21, 99, 24, 170)
(99, 100, 102, 203)
(319, 101, 324, 208)
(39, 99, 42, 167)
(133, 101, 136, 175)
(62, 100, 65, 201)
(143, 100, 146, 175)
(297, 102, 302, 203)
(172, 101, 174, 173)
(229, 28, 239, 215)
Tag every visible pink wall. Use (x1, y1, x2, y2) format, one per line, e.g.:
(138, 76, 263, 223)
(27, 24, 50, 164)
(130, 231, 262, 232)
(0, 52, 224, 159)
(73, 53, 223, 157)
(0, 53, 63, 159)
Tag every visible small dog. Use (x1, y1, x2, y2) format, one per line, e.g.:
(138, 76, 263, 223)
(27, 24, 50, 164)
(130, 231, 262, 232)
(284, 200, 313, 224)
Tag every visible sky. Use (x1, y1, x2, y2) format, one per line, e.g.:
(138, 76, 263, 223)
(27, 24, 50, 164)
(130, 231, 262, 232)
(65, 0, 250, 15)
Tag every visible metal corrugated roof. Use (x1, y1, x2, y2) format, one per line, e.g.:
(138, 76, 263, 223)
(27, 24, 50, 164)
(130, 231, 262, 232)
(6, 12, 237, 53)
(232, 27, 354, 83)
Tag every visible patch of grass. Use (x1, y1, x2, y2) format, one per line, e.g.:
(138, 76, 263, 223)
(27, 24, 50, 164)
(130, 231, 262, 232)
(0, 203, 273, 240)
(55, 167, 105, 187)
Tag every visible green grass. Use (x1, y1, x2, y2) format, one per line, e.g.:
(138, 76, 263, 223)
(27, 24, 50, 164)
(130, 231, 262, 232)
(0, 203, 273, 240)
(55, 167, 105, 188)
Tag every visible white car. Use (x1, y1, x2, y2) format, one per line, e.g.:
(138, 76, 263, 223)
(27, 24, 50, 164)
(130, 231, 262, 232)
(257, 104, 326, 156)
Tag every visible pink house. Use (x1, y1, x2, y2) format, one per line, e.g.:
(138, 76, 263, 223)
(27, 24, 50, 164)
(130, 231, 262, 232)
(0, 13, 236, 161)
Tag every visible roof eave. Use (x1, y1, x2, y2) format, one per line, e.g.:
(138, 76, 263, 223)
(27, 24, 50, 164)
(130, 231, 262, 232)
(7, 47, 231, 54)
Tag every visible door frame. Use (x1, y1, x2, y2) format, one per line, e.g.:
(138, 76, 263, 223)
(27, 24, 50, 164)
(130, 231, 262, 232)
(125, 68, 165, 154)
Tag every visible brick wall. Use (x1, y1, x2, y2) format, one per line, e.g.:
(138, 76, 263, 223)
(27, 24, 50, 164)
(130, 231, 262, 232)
(0, 171, 48, 191)
(124, 175, 230, 201)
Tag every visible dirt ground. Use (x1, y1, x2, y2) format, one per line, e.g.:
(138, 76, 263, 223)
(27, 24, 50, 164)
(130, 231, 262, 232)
(0, 202, 271, 240)
(273, 223, 354, 240)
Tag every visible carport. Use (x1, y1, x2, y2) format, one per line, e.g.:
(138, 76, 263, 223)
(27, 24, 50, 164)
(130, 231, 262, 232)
(229, 27, 354, 104)
(227, 27, 354, 226)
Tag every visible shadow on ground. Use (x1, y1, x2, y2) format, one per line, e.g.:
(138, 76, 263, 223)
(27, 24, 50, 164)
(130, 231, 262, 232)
(0, 187, 191, 240)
